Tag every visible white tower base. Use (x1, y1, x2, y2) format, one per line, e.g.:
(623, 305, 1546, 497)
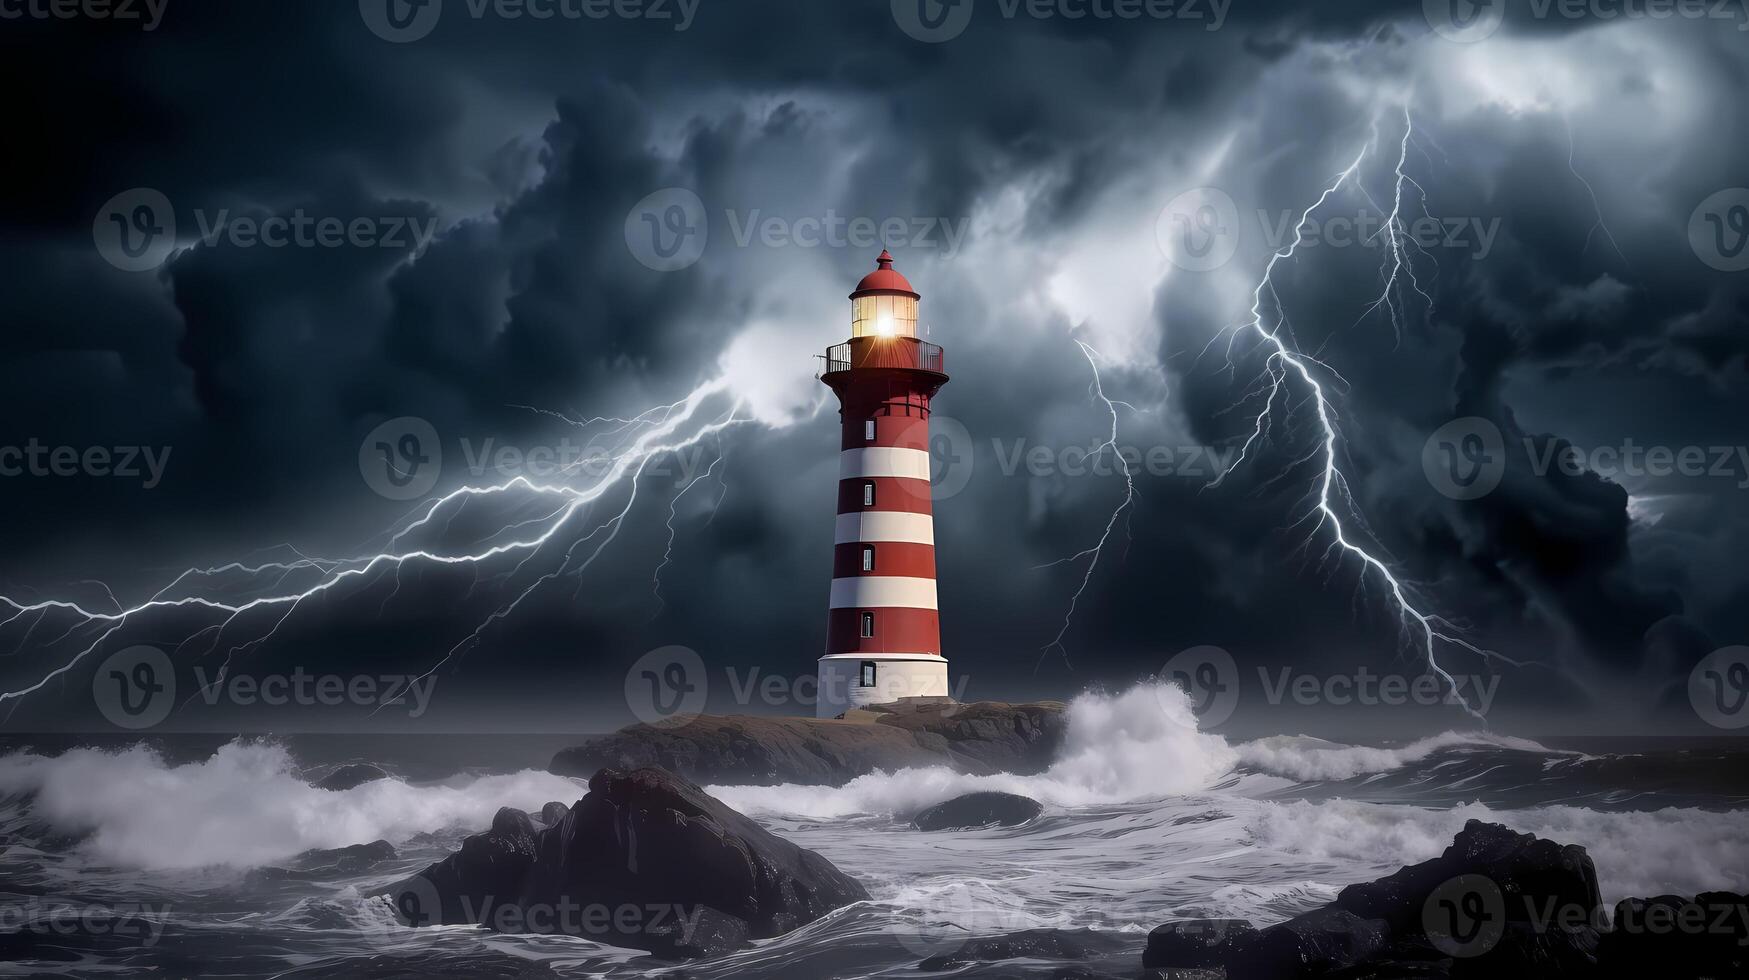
(816, 653, 950, 719)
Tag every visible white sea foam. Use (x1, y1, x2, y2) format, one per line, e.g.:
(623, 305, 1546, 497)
(1250, 798, 1749, 903)
(1232, 731, 1567, 782)
(0, 741, 582, 870)
(711, 682, 1237, 818)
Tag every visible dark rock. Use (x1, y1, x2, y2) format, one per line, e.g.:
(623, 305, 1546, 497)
(1224, 907, 1390, 978)
(538, 801, 570, 826)
(384, 767, 867, 960)
(1335, 819, 1601, 937)
(1157, 821, 1610, 979)
(1597, 891, 1749, 979)
(1143, 918, 1257, 969)
(916, 928, 1099, 970)
(912, 792, 1043, 831)
(549, 698, 1066, 786)
(314, 763, 389, 791)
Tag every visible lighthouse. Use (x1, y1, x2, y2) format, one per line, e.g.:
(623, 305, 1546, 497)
(815, 250, 952, 719)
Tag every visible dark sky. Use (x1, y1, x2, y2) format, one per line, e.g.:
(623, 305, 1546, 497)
(2, 0, 1747, 737)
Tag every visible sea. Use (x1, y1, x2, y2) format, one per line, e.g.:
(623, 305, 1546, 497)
(2, 683, 1746, 978)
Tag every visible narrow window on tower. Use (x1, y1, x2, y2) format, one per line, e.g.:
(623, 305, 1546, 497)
(862, 482, 876, 507)
(860, 611, 875, 637)
(864, 418, 876, 441)
(860, 661, 876, 687)
(862, 546, 875, 572)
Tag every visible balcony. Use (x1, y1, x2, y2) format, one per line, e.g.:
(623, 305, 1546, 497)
(819, 338, 945, 377)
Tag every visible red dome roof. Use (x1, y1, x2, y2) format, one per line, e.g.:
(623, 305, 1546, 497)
(850, 250, 919, 299)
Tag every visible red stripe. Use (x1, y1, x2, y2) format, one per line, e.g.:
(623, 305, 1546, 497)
(832, 541, 936, 579)
(840, 414, 931, 452)
(837, 477, 935, 515)
(826, 607, 941, 656)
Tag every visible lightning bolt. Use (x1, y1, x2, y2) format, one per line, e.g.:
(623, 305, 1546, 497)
(1037, 339, 1137, 670)
(0, 376, 750, 718)
(1207, 102, 1522, 723)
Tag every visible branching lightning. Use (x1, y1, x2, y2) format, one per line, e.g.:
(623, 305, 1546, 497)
(1205, 102, 1526, 723)
(1, 376, 749, 718)
(1037, 339, 1137, 671)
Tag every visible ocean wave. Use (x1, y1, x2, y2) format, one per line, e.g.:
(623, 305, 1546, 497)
(1232, 731, 1570, 782)
(1249, 798, 1749, 903)
(711, 682, 1237, 818)
(0, 740, 581, 870)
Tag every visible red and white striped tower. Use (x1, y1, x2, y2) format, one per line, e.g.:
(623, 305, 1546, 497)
(816, 250, 951, 718)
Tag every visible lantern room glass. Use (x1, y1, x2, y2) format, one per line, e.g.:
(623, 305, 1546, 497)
(851, 294, 918, 339)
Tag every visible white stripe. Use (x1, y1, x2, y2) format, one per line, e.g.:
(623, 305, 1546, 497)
(829, 576, 938, 610)
(840, 446, 931, 481)
(834, 511, 935, 545)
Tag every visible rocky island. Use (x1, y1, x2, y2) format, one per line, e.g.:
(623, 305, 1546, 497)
(548, 697, 1067, 786)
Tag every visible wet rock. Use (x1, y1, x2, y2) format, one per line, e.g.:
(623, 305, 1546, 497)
(1225, 907, 1390, 978)
(1148, 821, 1609, 979)
(1143, 919, 1257, 969)
(538, 801, 570, 826)
(1597, 891, 1749, 979)
(385, 767, 867, 960)
(912, 792, 1042, 831)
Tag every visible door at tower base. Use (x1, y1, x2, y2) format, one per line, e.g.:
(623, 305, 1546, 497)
(816, 653, 950, 719)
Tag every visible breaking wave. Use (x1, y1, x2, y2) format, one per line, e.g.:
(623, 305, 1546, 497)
(711, 682, 1239, 818)
(1233, 731, 1569, 782)
(0, 740, 581, 870)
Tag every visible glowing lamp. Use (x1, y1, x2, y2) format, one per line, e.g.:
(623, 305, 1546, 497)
(849, 249, 919, 339)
